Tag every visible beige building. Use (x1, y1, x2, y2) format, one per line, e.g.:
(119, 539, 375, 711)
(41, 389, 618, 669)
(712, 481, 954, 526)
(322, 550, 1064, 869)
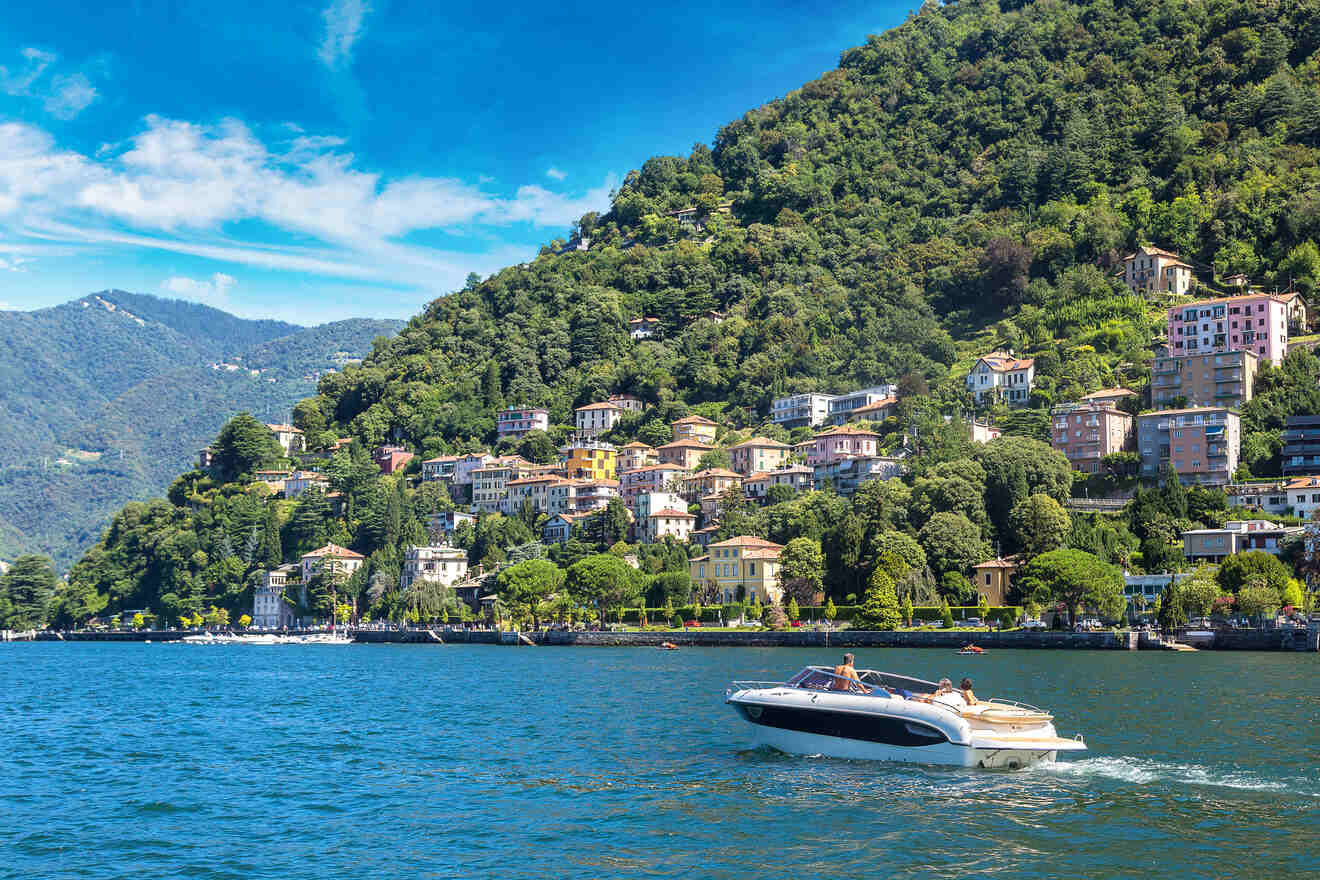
(266, 424, 305, 456)
(400, 545, 469, 591)
(1151, 350, 1258, 411)
(574, 401, 624, 438)
(689, 536, 786, 604)
(680, 468, 743, 502)
(729, 437, 791, 475)
(971, 558, 1018, 607)
(471, 456, 535, 512)
(672, 415, 718, 444)
(299, 543, 365, 586)
(1050, 401, 1135, 474)
(656, 439, 712, 470)
(608, 393, 645, 412)
(617, 441, 658, 472)
(1121, 245, 1195, 294)
(1182, 519, 1302, 562)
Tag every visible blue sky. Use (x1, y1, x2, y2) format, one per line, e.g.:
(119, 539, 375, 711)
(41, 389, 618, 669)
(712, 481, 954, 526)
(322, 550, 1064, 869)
(0, 0, 909, 323)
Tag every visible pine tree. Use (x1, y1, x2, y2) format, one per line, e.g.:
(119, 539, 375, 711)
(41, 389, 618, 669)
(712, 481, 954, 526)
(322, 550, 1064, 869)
(260, 507, 282, 568)
(855, 569, 901, 631)
(0, 556, 59, 630)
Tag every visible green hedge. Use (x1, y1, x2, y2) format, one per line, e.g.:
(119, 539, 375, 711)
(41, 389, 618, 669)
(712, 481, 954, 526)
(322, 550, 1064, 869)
(607, 605, 1022, 625)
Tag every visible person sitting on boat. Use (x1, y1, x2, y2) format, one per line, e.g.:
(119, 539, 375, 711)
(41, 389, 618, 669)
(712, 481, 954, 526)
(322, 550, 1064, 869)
(918, 678, 959, 705)
(832, 653, 870, 693)
(959, 677, 979, 706)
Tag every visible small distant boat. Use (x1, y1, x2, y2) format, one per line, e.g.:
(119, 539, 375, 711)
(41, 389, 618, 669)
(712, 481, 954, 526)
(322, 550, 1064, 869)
(660, 641, 680, 651)
(957, 644, 985, 655)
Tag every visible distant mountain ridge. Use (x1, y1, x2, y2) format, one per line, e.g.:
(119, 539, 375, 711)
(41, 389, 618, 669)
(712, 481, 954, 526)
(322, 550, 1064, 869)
(0, 291, 404, 567)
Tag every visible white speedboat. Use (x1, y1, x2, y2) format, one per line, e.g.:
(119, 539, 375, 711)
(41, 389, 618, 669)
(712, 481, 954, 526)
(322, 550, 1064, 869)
(726, 665, 1086, 770)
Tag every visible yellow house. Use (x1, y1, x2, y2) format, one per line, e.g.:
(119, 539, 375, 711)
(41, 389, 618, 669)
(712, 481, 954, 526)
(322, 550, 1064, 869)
(689, 536, 785, 604)
(970, 557, 1019, 606)
(672, 414, 718, 444)
(560, 441, 617, 481)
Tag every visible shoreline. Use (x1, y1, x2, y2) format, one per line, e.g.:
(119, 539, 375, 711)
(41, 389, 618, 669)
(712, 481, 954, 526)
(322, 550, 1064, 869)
(14, 626, 1320, 651)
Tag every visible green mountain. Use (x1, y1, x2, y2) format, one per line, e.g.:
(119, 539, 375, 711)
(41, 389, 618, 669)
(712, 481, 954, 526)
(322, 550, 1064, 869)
(314, 0, 1320, 450)
(0, 291, 403, 567)
(54, 0, 1320, 625)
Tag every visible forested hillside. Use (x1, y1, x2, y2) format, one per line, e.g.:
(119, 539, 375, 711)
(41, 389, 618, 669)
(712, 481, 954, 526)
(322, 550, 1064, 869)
(0, 293, 402, 567)
(310, 0, 1320, 452)
(51, 0, 1320, 629)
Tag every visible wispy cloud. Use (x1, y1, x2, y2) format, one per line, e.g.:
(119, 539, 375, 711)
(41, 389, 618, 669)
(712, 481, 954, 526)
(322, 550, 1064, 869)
(0, 116, 614, 294)
(546, 167, 566, 181)
(45, 73, 98, 120)
(162, 272, 236, 304)
(318, 0, 370, 70)
(0, 48, 99, 119)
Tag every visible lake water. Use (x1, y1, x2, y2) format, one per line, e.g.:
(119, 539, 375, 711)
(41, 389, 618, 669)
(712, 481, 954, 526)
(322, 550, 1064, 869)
(1, 643, 1316, 879)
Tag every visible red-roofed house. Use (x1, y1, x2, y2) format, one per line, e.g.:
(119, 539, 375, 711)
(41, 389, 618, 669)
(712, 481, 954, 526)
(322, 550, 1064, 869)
(967, 351, 1036, 405)
(299, 543, 365, 584)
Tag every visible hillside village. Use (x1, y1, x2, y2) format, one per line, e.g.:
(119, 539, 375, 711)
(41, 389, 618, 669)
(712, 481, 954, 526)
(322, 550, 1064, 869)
(90, 246, 1311, 635)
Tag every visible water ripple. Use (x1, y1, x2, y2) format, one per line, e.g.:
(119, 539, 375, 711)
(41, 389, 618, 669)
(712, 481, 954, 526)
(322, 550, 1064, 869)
(0, 643, 1316, 879)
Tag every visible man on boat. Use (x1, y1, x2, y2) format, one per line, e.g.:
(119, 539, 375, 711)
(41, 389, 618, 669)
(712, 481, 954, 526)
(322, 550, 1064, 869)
(832, 653, 870, 692)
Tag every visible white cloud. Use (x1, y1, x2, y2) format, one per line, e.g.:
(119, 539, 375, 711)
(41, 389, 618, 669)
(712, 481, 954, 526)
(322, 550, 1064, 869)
(162, 272, 236, 303)
(45, 73, 98, 120)
(546, 167, 566, 181)
(0, 48, 98, 119)
(0, 115, 615, 293)
(318, 0, 370, 70)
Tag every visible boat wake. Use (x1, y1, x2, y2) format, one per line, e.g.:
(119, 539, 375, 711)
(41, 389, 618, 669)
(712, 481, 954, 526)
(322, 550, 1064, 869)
(1035, 756, 1319, 797)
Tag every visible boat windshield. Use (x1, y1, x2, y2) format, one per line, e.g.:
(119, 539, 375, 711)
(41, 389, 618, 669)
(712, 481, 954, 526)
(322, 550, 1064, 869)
(786, 666, 942, 697)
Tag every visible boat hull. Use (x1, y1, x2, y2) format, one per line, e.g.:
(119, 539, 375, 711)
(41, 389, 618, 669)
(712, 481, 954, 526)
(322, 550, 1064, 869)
(743, 716, 1056, 768)
(727, 686, 1072, 770)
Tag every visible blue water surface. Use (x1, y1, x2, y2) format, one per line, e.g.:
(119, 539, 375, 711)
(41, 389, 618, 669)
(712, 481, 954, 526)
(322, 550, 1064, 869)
(1, 644, 1316, 879)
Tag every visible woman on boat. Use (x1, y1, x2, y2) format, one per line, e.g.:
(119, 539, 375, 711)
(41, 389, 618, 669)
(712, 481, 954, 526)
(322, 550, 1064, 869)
(959, 677, 979, 705)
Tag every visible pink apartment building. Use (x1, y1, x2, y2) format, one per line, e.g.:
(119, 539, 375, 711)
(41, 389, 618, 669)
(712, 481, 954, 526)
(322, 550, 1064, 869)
(1167, 294, 1289, 365)
(805, 426, 879, 466)
(1050, 401, 1135, 474)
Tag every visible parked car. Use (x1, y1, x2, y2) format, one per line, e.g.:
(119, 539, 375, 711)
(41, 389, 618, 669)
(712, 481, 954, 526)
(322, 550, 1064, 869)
(683, 620, 701, 628)
(1020, 618, 1047, 630)
(1188, 617, 1213, 629)
(964, 617, 983, 627)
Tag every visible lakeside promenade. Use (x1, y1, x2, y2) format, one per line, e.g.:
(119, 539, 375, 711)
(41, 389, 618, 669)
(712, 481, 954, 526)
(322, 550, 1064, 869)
(13, 624, 1320, 651)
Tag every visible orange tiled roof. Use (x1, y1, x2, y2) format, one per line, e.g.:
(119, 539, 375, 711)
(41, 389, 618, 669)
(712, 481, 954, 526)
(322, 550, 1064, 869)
(301, 543, 364, 560)
(709, 535, 784, 550)
(672, 415, 718, 425)
(576, 401, 622, 411)
(814, 425, 879, 438)
(978, 352, 1035, 371)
